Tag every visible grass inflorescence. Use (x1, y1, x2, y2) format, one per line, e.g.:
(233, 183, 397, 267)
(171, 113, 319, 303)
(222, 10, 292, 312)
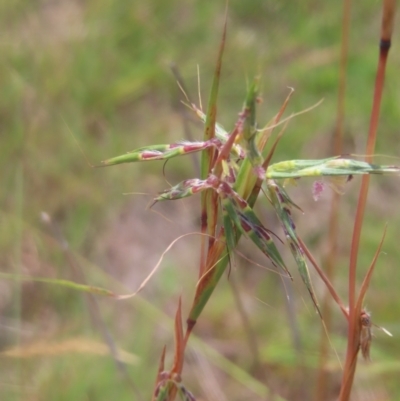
(1, 1, 399, 400)
(98, 3, 397, 399)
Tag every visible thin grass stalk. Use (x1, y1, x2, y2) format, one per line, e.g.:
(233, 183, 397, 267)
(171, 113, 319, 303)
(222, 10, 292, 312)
(170, 64, 201, 175)
(228, 272, 263, 373)
(299, 238, 348, 319)
(13, 165, 23, 401)
(199, 14, 227, 278)
(348, 0, 394, 314)
(339, 1, 395, 399)
(314, 194, 341, 398)
(315, 1, 350, 399)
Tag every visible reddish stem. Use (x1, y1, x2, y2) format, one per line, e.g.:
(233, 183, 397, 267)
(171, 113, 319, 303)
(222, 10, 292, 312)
(339, 1, 394, 398)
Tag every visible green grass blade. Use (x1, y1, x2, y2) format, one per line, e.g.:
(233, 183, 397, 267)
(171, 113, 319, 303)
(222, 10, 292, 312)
(236, 89, 295, 203)
(231, 80, 261, 199)
(187, 239, 229, 325)
(234, 155, 258, 202)
(101, 141, 216, 166)
(267, 182, 321, 315)
(241, 79, 258, 142)
(228, 196, 289, 276)
(241, 79, 264, 177)
(266, 157, 400, 179)
(0, 272, 115, 297)
(154, 382, 174, 401)
(288, 240, 321, 317)
(222, 202, 238, 256)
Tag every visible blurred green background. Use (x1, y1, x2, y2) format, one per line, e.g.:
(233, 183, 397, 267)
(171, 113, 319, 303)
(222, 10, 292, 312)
(1, 1, 400, 400)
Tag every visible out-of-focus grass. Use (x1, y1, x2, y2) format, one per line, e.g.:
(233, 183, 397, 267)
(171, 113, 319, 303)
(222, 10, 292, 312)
(1, 1, 400, 400)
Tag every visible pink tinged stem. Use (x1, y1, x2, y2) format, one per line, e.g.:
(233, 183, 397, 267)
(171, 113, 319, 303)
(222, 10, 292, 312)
(348, 2, 391, 344)
(340, 2, 395, 400)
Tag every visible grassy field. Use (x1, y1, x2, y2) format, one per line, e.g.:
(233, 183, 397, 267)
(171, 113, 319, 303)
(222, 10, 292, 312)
(1, 1, 400, 400)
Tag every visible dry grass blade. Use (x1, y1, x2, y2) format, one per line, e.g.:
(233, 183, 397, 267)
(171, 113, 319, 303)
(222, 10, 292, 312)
(1, 337, 138, 364)
(116, 234, 202, 300)
(172, 297, 185, 375)
(299, 238, 348, 320)
(268, 182, 321, 315)
(355, 226, 387, 311)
